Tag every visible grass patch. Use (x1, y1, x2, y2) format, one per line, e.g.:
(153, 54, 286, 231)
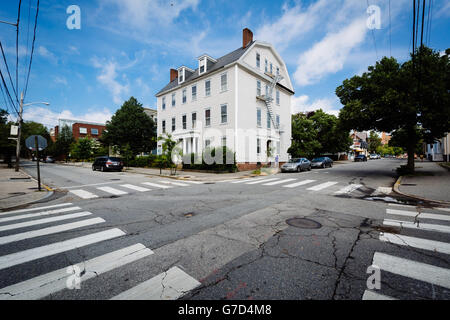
(439, 162, 450, 171)
(252, 169, 261, 175)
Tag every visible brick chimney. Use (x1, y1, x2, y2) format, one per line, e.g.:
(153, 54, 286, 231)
(170, 69, 178, 82)
(242, 28, 253, 48)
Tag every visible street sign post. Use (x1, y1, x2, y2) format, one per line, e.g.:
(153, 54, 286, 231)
(25, 135, 47, 191)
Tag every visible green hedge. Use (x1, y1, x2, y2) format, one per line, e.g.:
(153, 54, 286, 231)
(125, 155, 158, 167)
(182, 147, 237, 172)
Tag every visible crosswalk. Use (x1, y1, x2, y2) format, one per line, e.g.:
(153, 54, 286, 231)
(227, 177, 365, 195)
(0, 202, 201, 300)
(68, 180, 201, 200)
(362, 204, 450, 300)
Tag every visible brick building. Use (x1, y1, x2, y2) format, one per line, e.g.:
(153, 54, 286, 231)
(51, 119, 106, 142)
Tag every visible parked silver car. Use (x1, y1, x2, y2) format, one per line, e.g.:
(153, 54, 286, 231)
(281, 158, 311, 172)
(311, 157, 333, 168)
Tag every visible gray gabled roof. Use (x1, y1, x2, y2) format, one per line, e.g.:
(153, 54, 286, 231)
(156, 41, 255, 96)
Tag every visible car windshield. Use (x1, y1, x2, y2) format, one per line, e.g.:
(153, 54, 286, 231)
(312, 158, 325, 162)
(109, 157, 122, 162)
(288, 159, 301, 163)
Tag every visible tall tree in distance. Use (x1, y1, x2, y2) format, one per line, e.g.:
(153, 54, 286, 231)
(337, 46, 450, 172)
(102, 97, 156, 156)
(368, 131, 382, 153)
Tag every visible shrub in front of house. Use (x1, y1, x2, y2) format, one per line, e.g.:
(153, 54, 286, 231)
(182, 147, 237, 173)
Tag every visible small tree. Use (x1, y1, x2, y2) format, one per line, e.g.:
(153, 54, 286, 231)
(71, 138, 93, 162)
(368, 131, 382, 153)
(157, 134, 181, 175)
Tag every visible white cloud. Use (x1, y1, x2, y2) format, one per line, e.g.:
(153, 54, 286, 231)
(291, 95, 341, 116)
(92, 58, 130, 105)
(53, 76, 68, 86)
(294, 18, 367, 86)
(22, 106, 113, 127)
(37, 46, 57, 64)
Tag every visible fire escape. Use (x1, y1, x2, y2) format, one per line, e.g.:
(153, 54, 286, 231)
(256, 72, 283, 132)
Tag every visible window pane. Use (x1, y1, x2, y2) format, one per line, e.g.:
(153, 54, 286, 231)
(182, 115, 187, 129)
(172, 94, 175, 106)
(192, 86, 197, 100)
(221, 74, 227, 91)
(182, 89, 186, 103)
(205, 80, 211, 96)
(221, 105, 227, 123)
(257, 109, 261, 127)
(172, 118, 175, 131)
(257, 81, 261, 96)
(256, 53, 260, 68)
(205, 109, 211, 126)
(267, 112, 271, 128)
(192, 113, 196, 128)
(162, 97, 166, 109)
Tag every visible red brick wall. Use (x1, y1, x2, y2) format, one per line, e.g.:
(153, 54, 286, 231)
(72, 123, 106, 141)
(237, 162, 282, 171)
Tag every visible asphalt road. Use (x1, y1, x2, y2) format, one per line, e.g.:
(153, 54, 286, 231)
(0, 159, 448, 300)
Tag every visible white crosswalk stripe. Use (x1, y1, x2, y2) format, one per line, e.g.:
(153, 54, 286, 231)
(158, 180, 190, 187)
(142, 182, 172, 189)
(362, 290, 396, 300)
(0, 218, 105, 246)
(120, 184, 151, 192)
(386, 208, 450, 221)
(307, 181, 338, 191)
(246, 178, 280, 185)
(379, 232, 450, 255)
(180, 180, 204, 184)
(334, 184, 362, 195)
(97, 186, 128, 196)
(0, 211, 93, 232)
(0, 228, 125, 271)
(111, 266, 200, 300)
(231, 178, 265, 184)
(262, 178, 297, 186)
(372, 252, 450, 289)
(0, 203, 73, 216)
(0, 244, 153, 300)
(0, 206, 81, 224)
(383, 219, 450, 234)
(69, 189, 98, 199)
(283, 180, 316, 188)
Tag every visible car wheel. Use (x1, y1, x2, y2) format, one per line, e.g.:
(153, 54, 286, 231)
(100, 166, 105, 172)
(297, 166, 301, 172)
(308, 166, 311, 171)
(92, 166, 95, 171)
(330, 163, 333, 168)
(322, 163, 325, 168)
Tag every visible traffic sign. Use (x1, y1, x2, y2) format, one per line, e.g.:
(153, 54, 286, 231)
(25, 135, 47, 151)
(10, 125, 18, 135)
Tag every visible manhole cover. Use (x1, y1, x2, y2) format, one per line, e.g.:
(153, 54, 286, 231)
(286, 218, 322, 229)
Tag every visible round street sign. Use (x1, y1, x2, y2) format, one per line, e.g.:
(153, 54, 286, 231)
(25, 135, 48, 151)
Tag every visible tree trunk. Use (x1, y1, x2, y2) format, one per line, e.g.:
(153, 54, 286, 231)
(406, 143, 415, 173)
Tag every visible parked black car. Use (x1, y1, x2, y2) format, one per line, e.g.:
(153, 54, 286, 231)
(92, 156, 124, 172)
(44, 156, 55, 163)
(311, 157, 333, 168)
(354, 154, 368, 162)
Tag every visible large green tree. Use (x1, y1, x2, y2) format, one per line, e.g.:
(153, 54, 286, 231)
(368, 131, 382, 153)
(102, 97, 156, 156)
(337, 46, 450, 172)
(288, 110, 351, 158)
(49, 124, 74, 158)
(21, 121, 53, 157)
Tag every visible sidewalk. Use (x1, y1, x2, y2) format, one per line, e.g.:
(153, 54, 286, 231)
(396, 161, 450, 204)
(0, 164, 52, 210)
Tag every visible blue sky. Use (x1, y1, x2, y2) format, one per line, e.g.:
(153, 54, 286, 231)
(0, 0, 449, 127)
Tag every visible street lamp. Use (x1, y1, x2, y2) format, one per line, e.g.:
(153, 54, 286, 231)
(15, 94, 50, 171)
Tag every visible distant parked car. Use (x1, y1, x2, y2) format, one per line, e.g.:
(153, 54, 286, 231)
(311, 157, 333, 168)
(354, 154, 368, 162)
(369, 154, 380, 160)
(92, 156, 123, 172)
(281, 158, 311, 172)
(44, 156, 55, 163)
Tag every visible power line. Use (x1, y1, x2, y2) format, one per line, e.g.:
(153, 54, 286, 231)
(420, 0, 426, 48)
(366, 0, 378, 60)
(16, 0, 22, 97)
(23, 0, 39, 100)
(23, 0, 32, 89)
(0, 42, 19, 105)
(427, 0, 433, 45)
(0, 68, 19, 116)
(388, 0, 392, 57)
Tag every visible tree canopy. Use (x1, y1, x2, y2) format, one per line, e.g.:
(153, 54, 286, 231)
(288, 109, 351, 158)
(102, 97, 156, 156)
(368, 131, 382, 153)
(336, 46, 450, 171)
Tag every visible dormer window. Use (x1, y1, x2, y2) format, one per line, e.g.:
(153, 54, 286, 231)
(178, 67, 185, 84)
(199, 58, 206, 75)
(197, 54, 217, 76)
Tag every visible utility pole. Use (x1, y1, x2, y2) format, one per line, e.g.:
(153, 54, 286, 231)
(15, 92, 23, 172)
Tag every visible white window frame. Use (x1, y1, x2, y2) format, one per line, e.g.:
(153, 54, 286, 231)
(171, 117, 176, 132)
(192, 112, 197, 129)
(257, 138, 261, 154)
(205, 79, 211, 97)
(162, 97, 166, 110)
(199, 57, 207, 75)
(178, 68, 185, 84)
(91, 128, 99, 135)
(257, 108, 262, 128)
(267, 111, 271, 129)
(220, 73, 228, 92)
(171, 93, 176, 107)
(256, 80, 261, 96)
(182, 114, 187, 130)
(256, 52, 260, 68)
(162, 120, 166, 133)
(276, 114, 280, 128)
(221, 104, 227, 124)
(276, 90, 280, 105)
(191, 85, 197, 101)
(182, 88, 187, 104)
(79, 127, 87, 134)
(205, 139, 211, 148)
(265, 59, 268, 72)
(222, 136, 227, 147)
(205, 108, 211, 127)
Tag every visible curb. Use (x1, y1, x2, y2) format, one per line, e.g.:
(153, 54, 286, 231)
(392, 175, 450, 206)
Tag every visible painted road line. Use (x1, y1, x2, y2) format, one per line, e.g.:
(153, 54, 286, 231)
(0, 243, 153, 300)
(69, 190, 99, 199)
(386, 209, 450, 221)
(334, 184, 362, 195)
(283, 180, 316, 188)
(96, 186, 128, 196)
(0, 203, 73, 216)
(307, 181, 338, 191)
(180, 181, 204, 184)
(141, 182, 172, 189)
(383, 219, 450, 234)
(372, 252, 450, 289)
(158, 180, 190, 187)
(0, 228, 125, 271)
(120, 184, 151, 192)
(433, 207, 450, 213)
(111, 266, 200, 300)
(362, 290, 396, 300)
(65, 182, 122, 189)
(0, 218, 105, 245)
(0, 211, 92, 233)
(380, 232, 450, 255)
(0, 206, 81, 224)
(231, 178, 265, 184)
(388, 203, 417, 209)
(246, 178, 280, 185)
(262, 178, 297, 186)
